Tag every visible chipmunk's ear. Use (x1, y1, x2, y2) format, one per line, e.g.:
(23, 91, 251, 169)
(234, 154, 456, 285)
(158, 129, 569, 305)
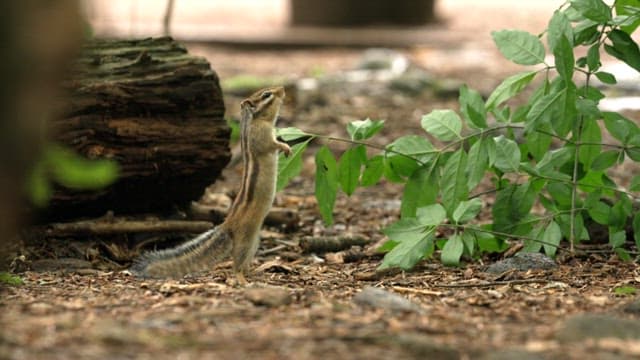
(241, 99, 255, 110)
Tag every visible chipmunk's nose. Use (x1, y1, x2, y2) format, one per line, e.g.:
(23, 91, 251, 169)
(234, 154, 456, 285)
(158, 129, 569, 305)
(273, 86, 285, 97)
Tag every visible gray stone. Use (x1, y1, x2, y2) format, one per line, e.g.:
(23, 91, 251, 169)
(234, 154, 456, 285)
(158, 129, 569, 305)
(485, 253, 557, 274)
(557, 314, 640, 342)
(622, 298, 640, 314)
(244, 286, 292, 307)
(353, 286, 422, 313)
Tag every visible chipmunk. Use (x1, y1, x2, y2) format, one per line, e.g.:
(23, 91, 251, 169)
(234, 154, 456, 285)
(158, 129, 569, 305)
(130, 86, 291, 284)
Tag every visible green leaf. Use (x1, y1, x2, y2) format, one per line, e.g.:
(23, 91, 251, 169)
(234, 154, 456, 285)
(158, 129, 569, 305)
(580, 85, 606, 101)
(361, 155, 384, 186)
(486, 71, 538, 111)
(337, 145, 366, 196)
(276, 127, 312, 141)
(547, 182, 573, 207)
(606, 29, 640, 72)
(26, 161, 52, 207)
(537, 147, 574, 175)
(574, 20, 600, 45)
(570, 0, 612, 22)
(615, 247, 632, 261)
(603, 111, 639, 143)
(542, 221, 562, 258)
(0, 272, 23, 286)
(609, 229, 626, 248)
(401, 165, 439, 218)
(590, 150, 620, 171)
(557, 214, 589, 242)
(493, 135, 521, 173)
(476, 230, 507, 253)
(440, 149, 469, 217)
(631, 174, 640, 191)
(556, 84, 578, 137)
(315, 145, 339, 225)
(615, 0, 640, 34)
(527, 88, 563, 128)
(587, 43, 601, 71)
(548, 10, 573, 53)
(609, 197, 632, 229)
(492, 30, 546, 65)
(626, 135, 640, 161)
(461, 230, 476, 256)
(421, 110, 463, 141)
(493, 182, 543, 235)
(594, 71, 617, 84)
(522, 226, 544, 253)
(388, 135, 435, 163)
(47, 145, 119, 190)
(452, 198, 483, 224)
(578, 119, 602, 169)
(554, 35, 575, 81)
(277, 140, 310, 191)
(466, 137, 490, 190)
(416, 204, 447, 226)
(633, 212, 640, 249)
(587, 200, 611, 225)
(576, 98, 601, 119)
(346, 119, 385, 141)
(441, 234, 464, 266)
(226, 117, 241, 143)
(384, 218, 429, 243)
(614, 286, 637, 295)
(526, 125, 553, 161)
(380, 224, 434, 271)
(459, 85, 487, 128)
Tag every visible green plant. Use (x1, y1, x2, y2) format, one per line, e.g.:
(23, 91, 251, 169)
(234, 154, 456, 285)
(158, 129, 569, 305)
(27, 144, 119, 207)
(277, 0, 640, 269)
(0, 272, 23, 286)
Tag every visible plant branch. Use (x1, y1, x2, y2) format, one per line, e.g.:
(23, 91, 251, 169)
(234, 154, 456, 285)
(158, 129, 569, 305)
(451, 224, 571, 252)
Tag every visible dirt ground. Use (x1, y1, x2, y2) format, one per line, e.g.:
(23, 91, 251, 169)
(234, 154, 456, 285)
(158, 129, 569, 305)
(3, 2, 640, 359)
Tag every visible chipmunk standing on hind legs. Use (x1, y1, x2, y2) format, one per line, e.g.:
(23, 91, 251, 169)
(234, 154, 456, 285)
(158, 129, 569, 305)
(130, 86, 291, 285)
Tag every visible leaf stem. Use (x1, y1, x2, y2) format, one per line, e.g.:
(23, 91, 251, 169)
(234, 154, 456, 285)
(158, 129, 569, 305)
(438, 223, 570, 252)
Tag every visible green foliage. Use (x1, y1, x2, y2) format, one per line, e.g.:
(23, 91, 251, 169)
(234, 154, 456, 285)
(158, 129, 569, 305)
(226, 117, 241, 143)
(0, 272, 23, 286)
(315, 146, 338, 225)
(274, 0, 640, 269)
(27, 144, 119, 207)
(613, 285, 637, 295)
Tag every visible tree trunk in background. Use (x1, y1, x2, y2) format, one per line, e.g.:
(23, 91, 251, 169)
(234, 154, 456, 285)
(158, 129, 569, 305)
(44, 37, 230, 221)
(290, 0, 437, 26)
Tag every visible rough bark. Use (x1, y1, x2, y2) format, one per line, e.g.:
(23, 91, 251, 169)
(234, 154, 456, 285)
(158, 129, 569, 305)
(45, 37, 230, 221)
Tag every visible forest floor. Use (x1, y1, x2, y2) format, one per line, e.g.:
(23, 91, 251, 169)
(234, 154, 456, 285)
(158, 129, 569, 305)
(3, 2, 640, 359)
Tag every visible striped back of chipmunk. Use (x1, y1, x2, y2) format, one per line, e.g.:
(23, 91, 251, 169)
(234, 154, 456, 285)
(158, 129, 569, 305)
(227, 87, 283, 219)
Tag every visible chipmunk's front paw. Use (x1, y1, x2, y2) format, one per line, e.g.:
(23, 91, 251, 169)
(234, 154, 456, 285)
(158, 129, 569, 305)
(279, 142, 292, 157)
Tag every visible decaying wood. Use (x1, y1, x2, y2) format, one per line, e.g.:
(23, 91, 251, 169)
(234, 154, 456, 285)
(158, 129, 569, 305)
(46, 37, 230, 220)
(48, 218, 213, 236)
(299, 234, 371, 254)
(190, 203, 300, 229)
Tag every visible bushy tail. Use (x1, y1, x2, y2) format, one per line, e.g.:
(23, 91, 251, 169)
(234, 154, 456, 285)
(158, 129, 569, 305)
(129, 226, 232, 278)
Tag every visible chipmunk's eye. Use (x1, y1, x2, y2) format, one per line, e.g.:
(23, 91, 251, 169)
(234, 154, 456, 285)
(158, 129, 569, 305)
(260, 91, 272, 100)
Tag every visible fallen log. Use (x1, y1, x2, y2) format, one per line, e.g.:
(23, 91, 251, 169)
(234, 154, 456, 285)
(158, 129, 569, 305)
(44, 37, 230, 220)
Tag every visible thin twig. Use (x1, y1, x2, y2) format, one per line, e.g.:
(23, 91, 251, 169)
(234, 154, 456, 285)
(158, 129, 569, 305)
(433, 278, 552, 288)
(48, 218, 213, 235)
